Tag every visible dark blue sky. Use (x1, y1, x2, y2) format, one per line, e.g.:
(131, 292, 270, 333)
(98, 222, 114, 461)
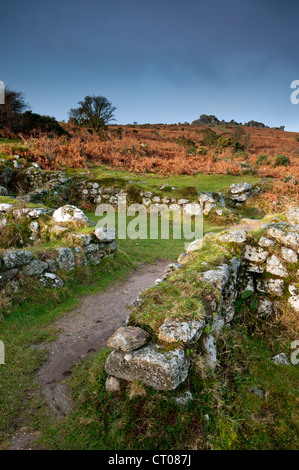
(1, 0, 299, 130)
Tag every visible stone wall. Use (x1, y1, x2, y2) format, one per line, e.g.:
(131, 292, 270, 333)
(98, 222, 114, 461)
(104, 207, 299, 394)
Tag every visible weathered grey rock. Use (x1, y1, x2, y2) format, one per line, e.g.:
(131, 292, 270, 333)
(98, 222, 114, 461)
(266, 255, 288, 277)
(0, 268, 18, 286)
(1, 249, 33, 269)
(271, 353, 290, 365)
(186, 238, 203, 253)
(94, 227, 117, 242)
(0, 186, 8, 196)
(230, 183, 252, 194)
(281, 246, 298, 264)
(258, 298, 273, 316)
(53, 205, 91, 225)
(70, 233, 93, 246)
(267, 227, 299, 251)
(265, 279, 285, 297)
(22, 259, 48, 276)
(219, 230, 247, 244)
(0, 203, 14, 212)
(183, 202, 202, 216)
(258, 236, 276, 248)
(244, 245, 268, 263)
(56, 247, 75, 271)
(177, 198, 190, 205)
(39, 272, 64, 289)
(203, 335, 217, 369)
(158, 320, 205, 345)
(288, 284, 299, 312)
(249, 387, 264, 399)
(247, 263, 264, 273)
(174, 391, 193, 406)
(105, 344, 190, 391)
(200, 264, 230, 290)
(286, 207, 299, 225)
(105, 376, 121, 392)
(50, 225, 69, 235)
(107, 326, 150, 352)
(163, 263, 181, 279)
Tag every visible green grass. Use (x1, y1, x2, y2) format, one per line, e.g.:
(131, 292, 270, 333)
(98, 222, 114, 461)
(35, 322, 299, 450)
(66, 164, 260, 196)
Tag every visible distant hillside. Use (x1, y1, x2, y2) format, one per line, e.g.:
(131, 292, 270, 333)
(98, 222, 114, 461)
(192, 114, 285, 131)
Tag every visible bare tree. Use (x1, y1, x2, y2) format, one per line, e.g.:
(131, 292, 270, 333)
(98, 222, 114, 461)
(69, 95, 116, 131)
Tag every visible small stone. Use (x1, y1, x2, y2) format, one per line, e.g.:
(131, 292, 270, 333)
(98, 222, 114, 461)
(203, 335, 217, 369)
(53, 205, 91, 225)
(107, 326, 150, 352)
(94, 227, 117, 242)
(286, 207, 299, 225)
(258, 237, 276, 248)
(22, 259, 48, 276)
(249, 387, 264, 399)
(105, 376, 121, 392)
(266, 255, 288, 278)
(56, 247, 76, 271)
(281, 246, 298, 264)
(244, 245, 268, 263)
(230, 182, 252, 194)
(271, 353, 290, 365)
(219, 230, 247, 244)
(39, 272, 64, 289)
(174, 391, 193, 406)
(258, 298, 273, 317)
(158, 320, 205, 345)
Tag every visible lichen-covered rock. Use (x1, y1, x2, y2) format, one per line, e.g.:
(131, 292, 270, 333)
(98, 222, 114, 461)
(22, 259, 48, 276)
(1, 249, 34, 269)
(53, 205, 91, 225)
(281, 246, 298, 264)
(258, 298, 273, 316)
(0, 203, 14, 212)
(288, 285, 299, 312)
(94, 227, 117, 242)
(258, 236, 276, 248)
(0, 268, 18, 286)
(0, 186, 8, 196)
(271, 353, 290, 365)
(219, 230, 247, 244)
(286, 207, 299, 225)
(174, 391, 193, 406)
(163, 263, 181, 279)
(265, 279, 285, 297)
(105, 376, 121, 392)
(70, 233, 93, 246)
(107, 326, 150, 352)
(203, 335, 217, 369)
(200, 264, 230, 290)
(266, 255, 288, 277)
(186, 238, 203, 253)
(267, 226, 299, 251)
(158, 320, 205, 345)
(105, 344, 190, 391)
(56, 247, 75, 271)
(50, 225, 69, 235)
(39, 272, 64, 289)
(244, 245, 268, 263)
(230, 183, 252, 194)
(183, 202, 202, 216)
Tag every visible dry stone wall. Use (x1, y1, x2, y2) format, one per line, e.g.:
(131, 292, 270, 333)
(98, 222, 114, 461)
(104, 207, 299, 394)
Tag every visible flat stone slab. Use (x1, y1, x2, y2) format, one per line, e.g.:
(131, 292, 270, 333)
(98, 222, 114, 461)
(105, 344, 190, 391)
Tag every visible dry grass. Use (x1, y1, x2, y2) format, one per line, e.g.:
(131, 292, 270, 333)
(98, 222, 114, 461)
(2, 124, 299, 198)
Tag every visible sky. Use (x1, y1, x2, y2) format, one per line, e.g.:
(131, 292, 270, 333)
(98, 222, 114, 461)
(1, 0, 299, 130)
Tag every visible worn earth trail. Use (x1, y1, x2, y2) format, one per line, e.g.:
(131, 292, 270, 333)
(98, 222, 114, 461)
(8, 259, 171, 449)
